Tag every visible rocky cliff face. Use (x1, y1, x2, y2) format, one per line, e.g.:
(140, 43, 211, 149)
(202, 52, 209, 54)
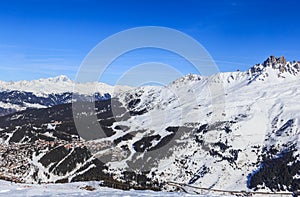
(249, 56, 300, 81)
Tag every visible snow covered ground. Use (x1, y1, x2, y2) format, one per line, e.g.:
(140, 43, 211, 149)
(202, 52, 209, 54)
(0, 180, 213, 197)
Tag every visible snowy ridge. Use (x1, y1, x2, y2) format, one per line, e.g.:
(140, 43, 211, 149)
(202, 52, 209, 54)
(0, 76, 132, 116)
(0, 75, 132, 96)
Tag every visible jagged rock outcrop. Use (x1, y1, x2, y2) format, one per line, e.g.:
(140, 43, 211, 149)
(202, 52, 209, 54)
(248, 56, 300, 82)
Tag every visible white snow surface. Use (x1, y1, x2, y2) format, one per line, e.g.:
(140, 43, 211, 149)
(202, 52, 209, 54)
(0, 180, 213, 197)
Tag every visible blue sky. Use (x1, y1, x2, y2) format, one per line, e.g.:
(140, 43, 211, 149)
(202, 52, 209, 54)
(0, 0, 300, 85)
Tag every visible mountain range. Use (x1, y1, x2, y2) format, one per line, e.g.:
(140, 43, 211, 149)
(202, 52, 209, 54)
(0, 76, 133, 116)
(0, 56, 299, 194)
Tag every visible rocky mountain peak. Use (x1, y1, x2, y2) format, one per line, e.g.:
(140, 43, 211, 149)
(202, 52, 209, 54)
(262, 55, 287, 68)
(171, 74, 202, 85)
(249, 56, 300, 79)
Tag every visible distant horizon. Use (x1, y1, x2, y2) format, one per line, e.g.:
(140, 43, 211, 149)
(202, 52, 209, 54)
(0, 0, 300, 85)
(0, 54, 297, 86)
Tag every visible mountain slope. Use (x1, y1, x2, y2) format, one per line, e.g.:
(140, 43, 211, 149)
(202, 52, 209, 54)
(0, 90, 111, 116)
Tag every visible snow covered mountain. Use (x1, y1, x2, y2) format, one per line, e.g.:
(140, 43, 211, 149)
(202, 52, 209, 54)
(0, 76, 131, 116)
(0, 75, 128, 95)
(0, 56, 299, 194)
